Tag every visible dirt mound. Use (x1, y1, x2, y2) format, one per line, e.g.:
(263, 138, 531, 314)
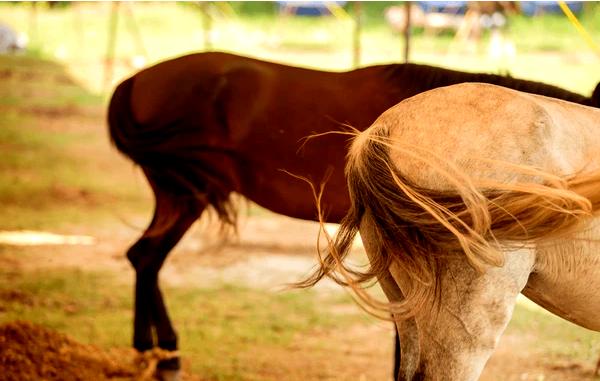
(0, 321, 198, 381)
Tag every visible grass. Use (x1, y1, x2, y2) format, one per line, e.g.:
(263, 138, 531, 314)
(508, 298, 600, 364)
(0, 260, 359, 381)
(508, 4, 600, 52)
(0, 54, 150, 230)
(0, 267, 131, 347)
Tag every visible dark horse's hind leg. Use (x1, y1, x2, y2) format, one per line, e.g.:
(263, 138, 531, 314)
(126, 190, 202, 378)
(394, 330, 401, 380)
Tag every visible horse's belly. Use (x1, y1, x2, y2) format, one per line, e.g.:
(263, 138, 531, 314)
(522, 218, 600, 331)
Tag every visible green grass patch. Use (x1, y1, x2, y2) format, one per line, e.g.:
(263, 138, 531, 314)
(0, 55, 150, 230)
(0, 55, 103, 107)
(0, 263, 358, 380)
(508, 5, 600, 53)
(506, 298, 600, 363)
(0, 266, 132, 347)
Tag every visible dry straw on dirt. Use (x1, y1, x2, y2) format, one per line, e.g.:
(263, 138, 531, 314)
(0, 321, 198, 381)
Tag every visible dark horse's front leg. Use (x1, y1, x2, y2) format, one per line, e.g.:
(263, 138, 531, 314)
(126, 192, 202, 380)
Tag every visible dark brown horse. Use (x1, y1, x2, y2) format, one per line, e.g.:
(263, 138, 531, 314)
(108, 51, 600, 380)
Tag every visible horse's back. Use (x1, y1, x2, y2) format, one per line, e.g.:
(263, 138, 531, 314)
(126, 52, 391, 133)
(370, 83, 600, 189)
(523, 91, 600, 168)
(129, 52, 272, 127)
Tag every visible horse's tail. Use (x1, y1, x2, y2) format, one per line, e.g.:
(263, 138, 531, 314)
(107, 77, 238, 236)
(303, 125, 600, 319)
(107, 77, 136, 158)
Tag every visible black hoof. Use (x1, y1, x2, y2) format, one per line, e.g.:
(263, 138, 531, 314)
(157, 356, 180, 371)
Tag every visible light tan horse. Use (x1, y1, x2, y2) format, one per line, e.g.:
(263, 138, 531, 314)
(306, 83, 600, 380)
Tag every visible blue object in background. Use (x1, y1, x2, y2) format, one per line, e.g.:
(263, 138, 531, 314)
(415, 1, 583, 17)
(520, 1, 583, 16)
(416, 1, 468, 15)
(277, 1, 347, 16)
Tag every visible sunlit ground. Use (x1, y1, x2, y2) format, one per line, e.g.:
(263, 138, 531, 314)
(0, 230, 96, 246)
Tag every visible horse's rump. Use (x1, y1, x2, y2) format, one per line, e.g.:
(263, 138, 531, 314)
(108, 77, 239, 235)
(307, 84, 600, 319)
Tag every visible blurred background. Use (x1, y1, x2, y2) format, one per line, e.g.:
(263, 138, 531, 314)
(0, 2, 599, 381)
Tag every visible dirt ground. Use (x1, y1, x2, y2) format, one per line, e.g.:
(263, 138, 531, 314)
(0, 320, 207, 381)
(1, 213, 598, 381)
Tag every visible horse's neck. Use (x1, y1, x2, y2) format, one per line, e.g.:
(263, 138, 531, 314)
(389, 64, 589, 105)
